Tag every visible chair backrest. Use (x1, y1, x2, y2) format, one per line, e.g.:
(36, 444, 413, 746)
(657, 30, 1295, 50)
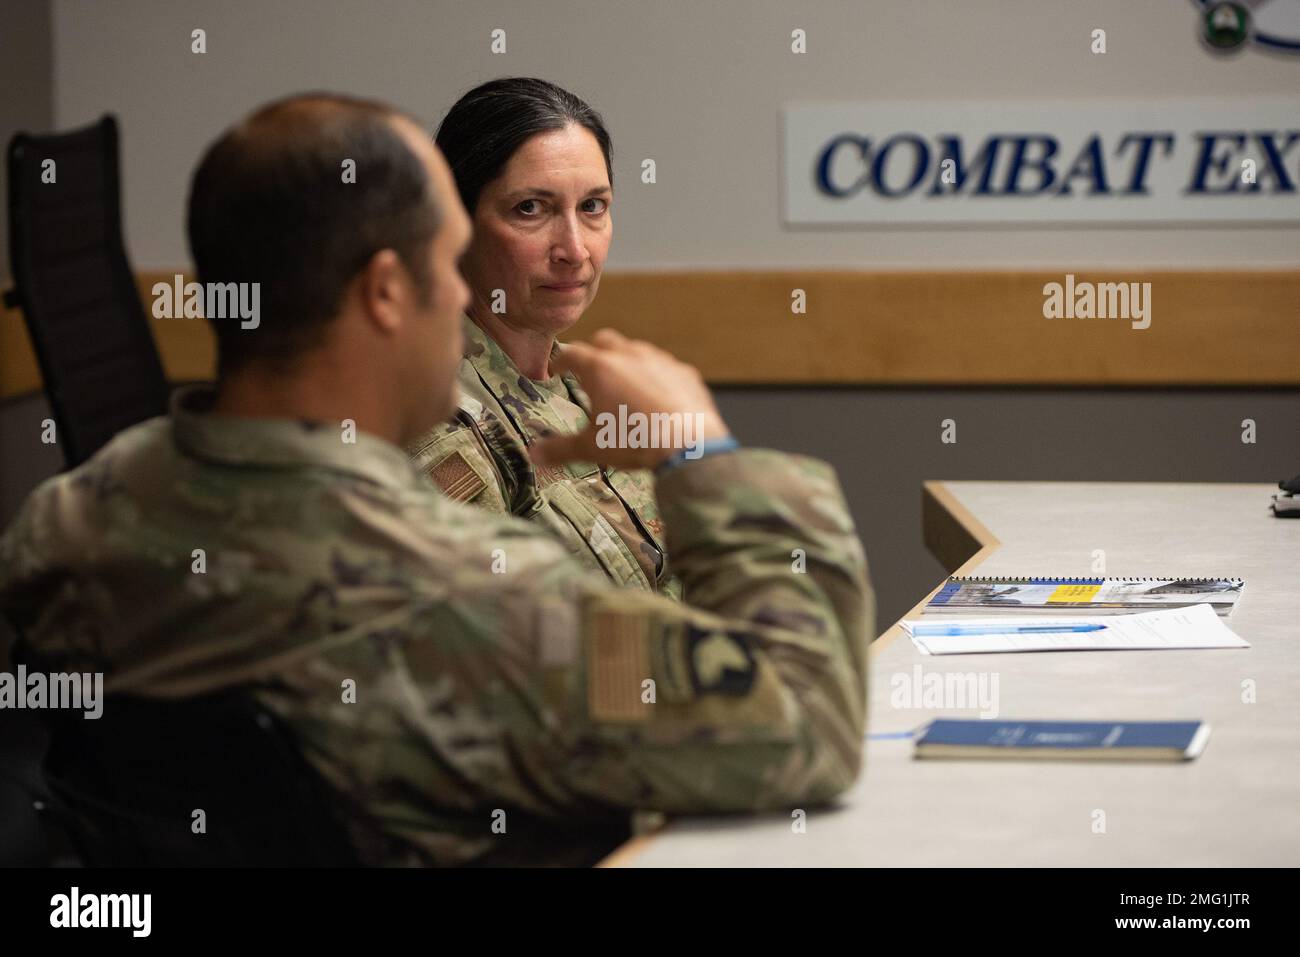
(39, 688, 361, 867)
(6, 114, 169, 468)
(0, 711, 56, 867)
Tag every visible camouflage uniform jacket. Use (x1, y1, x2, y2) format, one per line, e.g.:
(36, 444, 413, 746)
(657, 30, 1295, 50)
(0, 384, 874, 866)
(408, 316, 681, 599)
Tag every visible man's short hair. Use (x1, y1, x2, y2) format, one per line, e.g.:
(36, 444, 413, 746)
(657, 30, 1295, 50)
(186, 93, 440, 373)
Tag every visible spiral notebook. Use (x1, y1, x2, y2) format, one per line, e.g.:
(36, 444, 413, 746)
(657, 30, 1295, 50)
(922, 576, 1244, 617)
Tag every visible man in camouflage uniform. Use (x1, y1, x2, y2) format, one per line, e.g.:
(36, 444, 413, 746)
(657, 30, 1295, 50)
(409, 316, 681, 599)
(0, 94, 873, 866)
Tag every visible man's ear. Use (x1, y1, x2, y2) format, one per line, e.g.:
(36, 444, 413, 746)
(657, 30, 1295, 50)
(358, 248, 407, 334)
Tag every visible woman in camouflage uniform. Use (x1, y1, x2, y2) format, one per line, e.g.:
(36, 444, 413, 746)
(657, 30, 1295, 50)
(408, 78, 680, 599)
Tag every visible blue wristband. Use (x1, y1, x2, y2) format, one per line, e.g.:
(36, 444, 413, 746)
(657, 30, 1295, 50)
(654, 435, 742, 475)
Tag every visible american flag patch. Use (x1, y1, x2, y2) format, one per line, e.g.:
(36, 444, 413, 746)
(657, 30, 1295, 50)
(587, 610, 651, 722)
(430, 450, 487, 503)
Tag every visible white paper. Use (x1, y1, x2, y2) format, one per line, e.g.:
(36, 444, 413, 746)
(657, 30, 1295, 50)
(900, 603, 1249, 656)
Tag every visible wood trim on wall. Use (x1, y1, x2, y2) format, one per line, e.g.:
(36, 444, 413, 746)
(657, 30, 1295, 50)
(1, 273, 217, 401)
(2, 269, 1297, 401)
(583, 270, 1300, 386)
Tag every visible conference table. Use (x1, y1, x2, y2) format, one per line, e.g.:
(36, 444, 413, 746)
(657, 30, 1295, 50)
(606, 480, 1300, 867)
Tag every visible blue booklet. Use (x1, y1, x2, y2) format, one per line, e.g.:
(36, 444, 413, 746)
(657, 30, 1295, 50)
(914, 719, 1210, 761)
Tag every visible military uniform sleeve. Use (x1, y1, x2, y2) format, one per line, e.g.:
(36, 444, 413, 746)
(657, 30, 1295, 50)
(408, 447, 873, 817)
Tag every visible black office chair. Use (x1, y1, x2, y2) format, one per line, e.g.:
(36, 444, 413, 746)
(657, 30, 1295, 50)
(5, 114, 169, 468)
(13, 637, 361, 867)
(38, 691, 362, 867)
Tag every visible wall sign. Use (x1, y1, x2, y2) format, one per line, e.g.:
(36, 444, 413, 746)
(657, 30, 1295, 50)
(783, 99, 1300, 225)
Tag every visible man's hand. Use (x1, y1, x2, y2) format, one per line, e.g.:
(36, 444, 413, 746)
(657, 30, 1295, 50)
(529, 329, 730, 470)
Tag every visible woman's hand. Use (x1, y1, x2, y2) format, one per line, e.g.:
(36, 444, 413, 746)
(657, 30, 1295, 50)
(529, 329, 730, 470)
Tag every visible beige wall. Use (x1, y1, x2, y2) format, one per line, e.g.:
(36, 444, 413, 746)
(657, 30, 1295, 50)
(51, 0, 1300, 272)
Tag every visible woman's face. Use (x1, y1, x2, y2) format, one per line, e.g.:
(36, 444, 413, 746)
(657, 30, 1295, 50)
(460, 123, 612, 338)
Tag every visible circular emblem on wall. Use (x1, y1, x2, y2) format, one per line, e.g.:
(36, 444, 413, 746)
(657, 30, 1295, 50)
(1203, 1, 1251, 48)
(1197, 0, 1300, 53)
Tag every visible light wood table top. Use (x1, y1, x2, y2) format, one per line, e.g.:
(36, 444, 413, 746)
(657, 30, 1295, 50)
(607, 481, 1299, 867)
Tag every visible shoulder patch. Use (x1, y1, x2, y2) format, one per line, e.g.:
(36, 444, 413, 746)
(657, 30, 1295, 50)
(687, 625, 757, 697)
(430, 450, 488, 504)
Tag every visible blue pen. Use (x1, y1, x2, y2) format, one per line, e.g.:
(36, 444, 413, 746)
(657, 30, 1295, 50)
(913, 622, 1107, 636)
